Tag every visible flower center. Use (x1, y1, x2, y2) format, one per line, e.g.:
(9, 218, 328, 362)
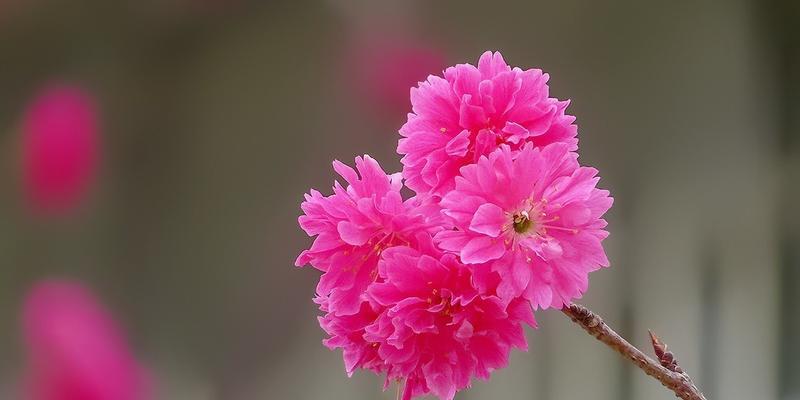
(512, 210, 533, 233)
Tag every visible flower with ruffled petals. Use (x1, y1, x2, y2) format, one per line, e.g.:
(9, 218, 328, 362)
(297, 50, 615, 399)
(21, 280, 151, 400)
(398, 51, 578, 196)
(296, 155, 439, 316)
(20, 83, 99, 216)
(321, 245, 533, 400)
(436, 143, 612, 309)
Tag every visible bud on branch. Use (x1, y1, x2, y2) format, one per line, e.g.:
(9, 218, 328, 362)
(562, 303, 706, 400)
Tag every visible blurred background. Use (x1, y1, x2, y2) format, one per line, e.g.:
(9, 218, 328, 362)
(0, 0, 798, 399)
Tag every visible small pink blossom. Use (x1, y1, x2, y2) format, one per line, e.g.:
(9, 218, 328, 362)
(398, 51, 577, 196)
(436, 143, 612, 309)
(296, 155, 439, 316)
(20, 83, 99, 216)
(320, 245, 534, 400)
(21, 280, 150, 400)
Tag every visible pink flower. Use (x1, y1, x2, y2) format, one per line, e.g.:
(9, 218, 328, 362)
(20, 83, 99, 216)
(296, 155, 439, 316)
(21, 280, 151, 400)
(317, 299, 385, 380)
(343, 29, 447, 115)
(436, 143, 612, 309)
(321, 245, 534, 400)
(297, 50, 615, 399)
(398, 51, 578, 196)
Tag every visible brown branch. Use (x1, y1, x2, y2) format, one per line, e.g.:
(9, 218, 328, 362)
(561, 303, 707, 400)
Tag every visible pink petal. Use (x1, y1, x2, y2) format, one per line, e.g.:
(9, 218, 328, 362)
(477, 51, 510, 79)
(435, 230, 472, 252)
(444, 130, 470, 157)
(458, 94, 487, 130)
(336, 221, 371, 245)
(502, 121, 529, 144)
(455, 320, 474, 340)
(461, 237, 505, 264)
(468, 203, 507, 237)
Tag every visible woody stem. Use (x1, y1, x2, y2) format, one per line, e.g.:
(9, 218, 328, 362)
(560, 303, 706, 400)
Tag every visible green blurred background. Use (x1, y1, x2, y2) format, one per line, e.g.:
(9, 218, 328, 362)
(1, 0, 798, 399)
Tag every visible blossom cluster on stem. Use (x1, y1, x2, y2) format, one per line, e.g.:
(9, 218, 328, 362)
(296, 51, 612, 400)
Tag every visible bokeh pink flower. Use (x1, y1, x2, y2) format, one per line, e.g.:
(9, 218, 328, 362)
(20, 83, 99, 216)
(343, 30, 447, 115)
(398, 51, 578, 196)
(21, 280, 150, 400)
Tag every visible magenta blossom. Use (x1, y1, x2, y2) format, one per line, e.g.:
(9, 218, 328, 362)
(398, 51, 577, 196)
(21, 280, 150, 400)
(20, 84, 99, 216)
(321, 245, 534, 400)
(297, 50, 614, 399)
(436, 143, 612, 309)
(296, 155, 440, 316)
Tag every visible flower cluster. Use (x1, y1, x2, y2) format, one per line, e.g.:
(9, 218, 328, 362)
(296, 51, 612, 400)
